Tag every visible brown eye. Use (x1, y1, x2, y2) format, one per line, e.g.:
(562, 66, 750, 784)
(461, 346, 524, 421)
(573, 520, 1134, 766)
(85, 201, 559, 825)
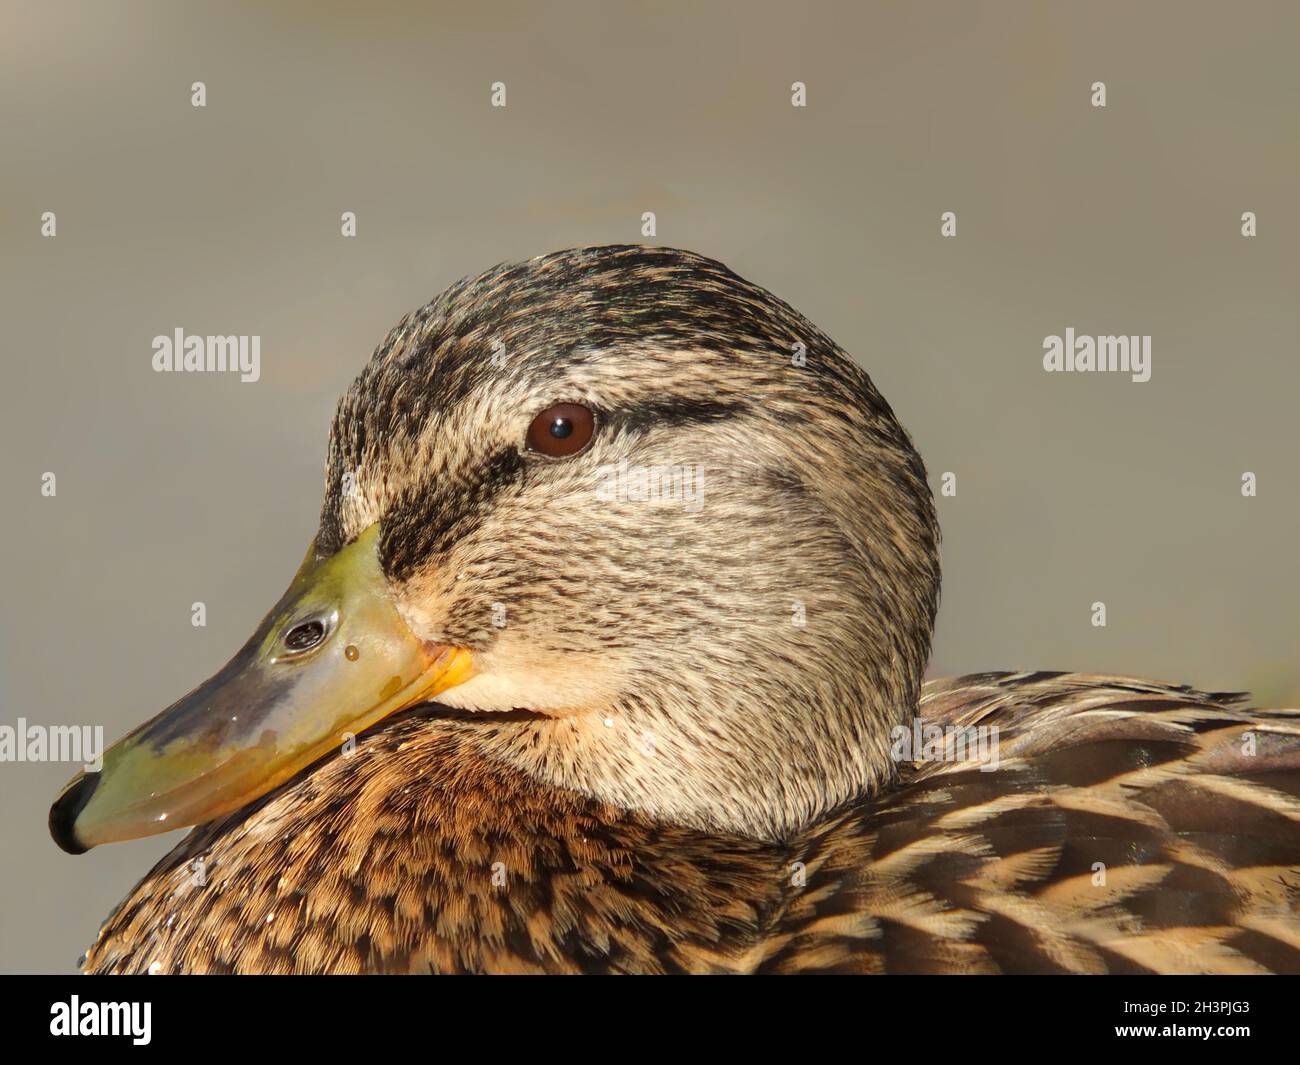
(525, 402, 595, 458)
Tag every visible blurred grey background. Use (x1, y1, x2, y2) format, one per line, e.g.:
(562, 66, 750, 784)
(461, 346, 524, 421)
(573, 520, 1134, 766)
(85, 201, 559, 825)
(2, 0, 1297, 972)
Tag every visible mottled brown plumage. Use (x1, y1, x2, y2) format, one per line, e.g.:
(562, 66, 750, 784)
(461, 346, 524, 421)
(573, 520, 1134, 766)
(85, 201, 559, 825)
(85, 674, 1300, 974)
(78, 247, 1300, 973)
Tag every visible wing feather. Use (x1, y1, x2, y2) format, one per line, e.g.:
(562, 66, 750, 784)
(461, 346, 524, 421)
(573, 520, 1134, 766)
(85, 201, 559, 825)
(763, 673, 1300, 974)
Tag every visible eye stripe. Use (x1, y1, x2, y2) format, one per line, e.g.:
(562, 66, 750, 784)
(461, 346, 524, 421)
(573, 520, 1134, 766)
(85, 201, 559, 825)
(380, 448, 525, 580)
(338, 397, 745, 578)
(605, 398, 744, 433)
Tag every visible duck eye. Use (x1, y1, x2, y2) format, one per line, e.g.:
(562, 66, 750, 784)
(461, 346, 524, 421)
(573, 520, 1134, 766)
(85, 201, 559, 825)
(525, 402, 595, 458)
(283, 619, 326, 652)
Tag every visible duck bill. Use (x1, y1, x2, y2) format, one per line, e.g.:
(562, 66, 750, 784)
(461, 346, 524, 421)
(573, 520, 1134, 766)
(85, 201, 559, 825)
(49, 524, 473, 854)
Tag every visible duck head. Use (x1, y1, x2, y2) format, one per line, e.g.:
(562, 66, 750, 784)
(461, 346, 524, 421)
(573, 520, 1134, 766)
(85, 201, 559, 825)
(50, 245, 940, 851)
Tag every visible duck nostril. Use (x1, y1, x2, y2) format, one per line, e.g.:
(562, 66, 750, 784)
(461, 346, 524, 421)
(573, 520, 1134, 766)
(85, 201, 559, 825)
(284, 620, 326, 652)
(49, 772, 100, 854)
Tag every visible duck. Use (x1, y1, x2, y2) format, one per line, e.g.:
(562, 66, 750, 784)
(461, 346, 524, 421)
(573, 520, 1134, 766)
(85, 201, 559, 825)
(50, 244, 1300, 974)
